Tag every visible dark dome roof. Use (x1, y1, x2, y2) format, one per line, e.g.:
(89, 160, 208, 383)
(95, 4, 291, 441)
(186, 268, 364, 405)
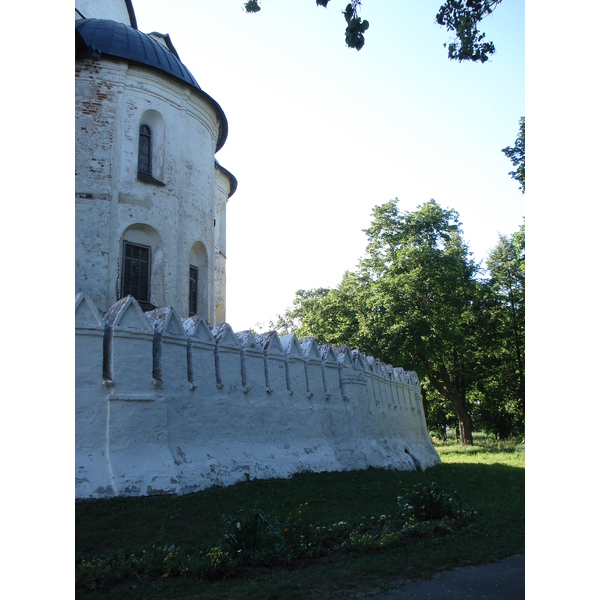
(76, 18, 228, 151)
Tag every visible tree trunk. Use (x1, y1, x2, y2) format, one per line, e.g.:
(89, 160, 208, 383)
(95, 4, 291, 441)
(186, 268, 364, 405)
(428, 366, 473, 445)
(457, 410, 473, 445)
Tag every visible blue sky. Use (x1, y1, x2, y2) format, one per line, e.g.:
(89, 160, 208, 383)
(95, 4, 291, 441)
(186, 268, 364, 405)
(133, 0, 525, 332)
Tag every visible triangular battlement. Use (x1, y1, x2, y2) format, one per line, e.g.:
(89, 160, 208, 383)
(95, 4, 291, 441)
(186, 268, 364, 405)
(279, 334, 304, 360)
(319, 343, 337, 365)
(75, 292, 103, 328)
(211, 323, 240, 350)
(255, 331, 285, 357)
(299, 337, 321, 362)
(146, 306, 186, 338)
(335, 345, 355, 369)
(183, 314, 215, 345)
(351, 349, 367, 371)
(105, 296, 152, 332)
(236, 330, 261, 353)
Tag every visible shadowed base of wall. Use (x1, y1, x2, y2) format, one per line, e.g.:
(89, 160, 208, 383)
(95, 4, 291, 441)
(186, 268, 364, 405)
(75, 293, 441, 498)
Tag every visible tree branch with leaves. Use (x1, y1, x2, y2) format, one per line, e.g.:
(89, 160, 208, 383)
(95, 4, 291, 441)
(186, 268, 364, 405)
(502, 116, 525, 193)
(244, 0, 504, 60)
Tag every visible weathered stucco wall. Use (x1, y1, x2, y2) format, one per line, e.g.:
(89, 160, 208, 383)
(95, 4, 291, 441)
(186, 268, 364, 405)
(75, 293, 441, 499)
(75, 56, 231, 321)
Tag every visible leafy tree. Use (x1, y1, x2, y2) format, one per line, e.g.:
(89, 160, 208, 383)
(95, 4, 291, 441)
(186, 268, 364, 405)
(278, 200, 484, 445)
(502, 116, 525, 193)
(359, 199, 480, 445)
(421, 381, 458, 441)
(269, 287, 332, 335)
(273, 203, 526, 445)
(244, 0, 504, 61)
(472, 223, 524, 438)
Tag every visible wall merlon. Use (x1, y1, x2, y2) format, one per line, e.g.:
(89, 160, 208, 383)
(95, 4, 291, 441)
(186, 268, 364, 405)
(76, 292, 104, 329)
(254, 331, 287, 393)
(298, 337, 327, 400)
(279, 334, 309, 397)
(211, 323, 241, 388)
(146, 307, 188, 384)
(236, 330, 267, 392)
(318, 344, 339, 400)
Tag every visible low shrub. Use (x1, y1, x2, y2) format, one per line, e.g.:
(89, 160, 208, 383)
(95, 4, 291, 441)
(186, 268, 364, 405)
(76, 482, 477, 590)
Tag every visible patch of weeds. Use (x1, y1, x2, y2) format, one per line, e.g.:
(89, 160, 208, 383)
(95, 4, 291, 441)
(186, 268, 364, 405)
(76, 481, 480, 593)
(222, 509, 288, 566)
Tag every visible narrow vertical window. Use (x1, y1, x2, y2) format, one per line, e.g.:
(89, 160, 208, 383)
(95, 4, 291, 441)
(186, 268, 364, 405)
(122, 242, 150, 302)
(189, 266, 199, 317)
(138, 124, 151, 175)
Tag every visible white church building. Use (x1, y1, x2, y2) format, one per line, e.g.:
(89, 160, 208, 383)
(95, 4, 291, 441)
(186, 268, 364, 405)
(75, 0, 440, 499)
(76, 0, 236, 324)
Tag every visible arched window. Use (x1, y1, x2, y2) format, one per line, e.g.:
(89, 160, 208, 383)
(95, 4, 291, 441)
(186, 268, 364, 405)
(189, 266, 199, 317)
(137, 112, 165, 186)
(120, 224, 164, 311)
(189, 242, 209, 320)
(122, 241, 151, 304)
(138, 124, 152, 176)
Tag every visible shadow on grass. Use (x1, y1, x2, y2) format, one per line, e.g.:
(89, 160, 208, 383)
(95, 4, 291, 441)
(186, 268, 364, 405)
(76, 460, 524, 599)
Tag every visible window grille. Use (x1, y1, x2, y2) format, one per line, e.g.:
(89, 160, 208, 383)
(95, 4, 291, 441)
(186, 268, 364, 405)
(122, 242, 150, 302)
(138, 124, 151, 175)
(189, 266, 199, 317)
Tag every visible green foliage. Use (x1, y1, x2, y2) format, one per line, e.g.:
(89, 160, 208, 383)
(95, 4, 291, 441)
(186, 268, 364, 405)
(190, 547, 235, 580)
(359, 199, 480, 444)
(243, 1, 261, 14)
(398, 481, 467, 522)
(273, 201, 525, 445)
(470, 222, 525, 438)
(342, 2, 369, 50)
(270, 287, 332, 336)
(74, 482, 475, 590)
(243, 1, 502, 61)
(222, 509, 282, 562)
(436, 0, 502, 63)
(75, 543, 235, 590)
(502, 116, 525, 193)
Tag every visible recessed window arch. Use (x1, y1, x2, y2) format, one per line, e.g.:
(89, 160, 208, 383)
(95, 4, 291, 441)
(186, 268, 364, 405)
(219, 204, 227, 256)
(137, 110, 165, 186)
(215, 304, 225, 325)
(137, 124, 152, 176)
(189, 242, 208, 319)
(120, 224, 165, 310)
(122, 240, 151, 303)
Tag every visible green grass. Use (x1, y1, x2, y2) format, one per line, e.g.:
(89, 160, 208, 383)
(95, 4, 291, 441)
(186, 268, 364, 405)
(75, 434, 524, 599)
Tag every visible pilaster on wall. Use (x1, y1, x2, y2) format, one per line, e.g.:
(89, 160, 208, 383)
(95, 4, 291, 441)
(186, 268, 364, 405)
(75, 294, 441, 499)
(183, 314, 216, 388)
(103, 296, 180, 496)
(255, 331, 287, 394)
(320, 343, 342, 401)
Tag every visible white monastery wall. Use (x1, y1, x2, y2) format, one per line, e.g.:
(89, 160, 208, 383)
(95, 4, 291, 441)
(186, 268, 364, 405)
(75, 293, 441, 499)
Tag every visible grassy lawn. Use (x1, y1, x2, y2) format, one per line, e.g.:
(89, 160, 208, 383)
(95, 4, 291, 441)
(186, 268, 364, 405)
(75, 434, 524, 599)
